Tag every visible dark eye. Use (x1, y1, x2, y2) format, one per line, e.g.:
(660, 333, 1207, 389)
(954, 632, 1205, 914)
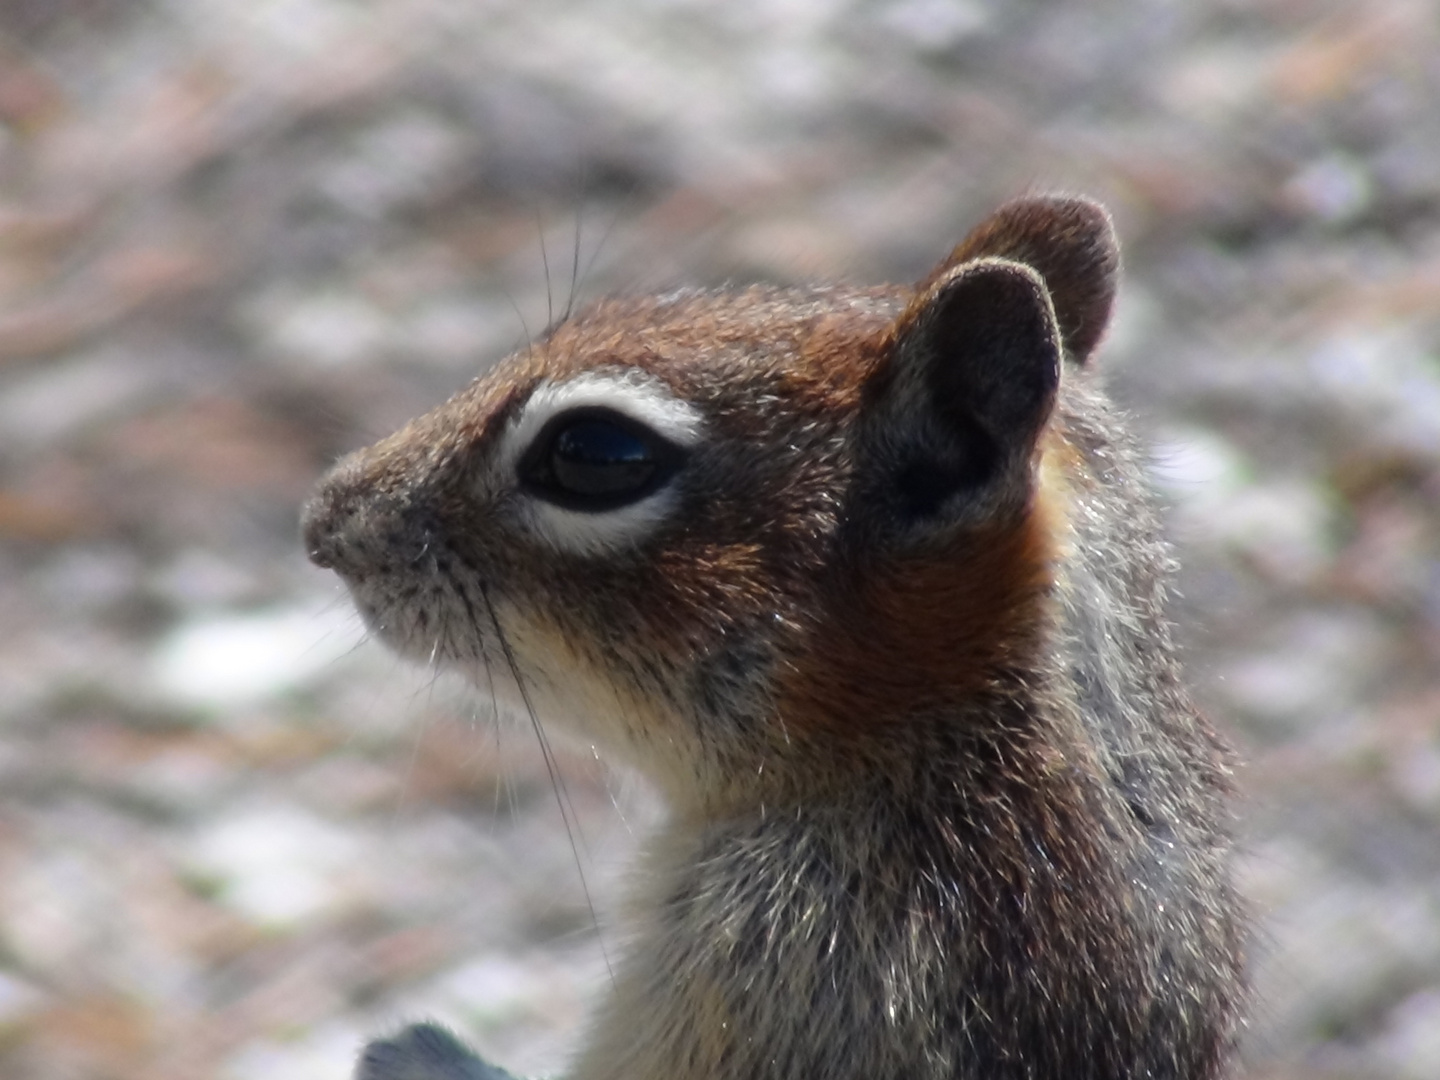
(517, 408, 684, 511)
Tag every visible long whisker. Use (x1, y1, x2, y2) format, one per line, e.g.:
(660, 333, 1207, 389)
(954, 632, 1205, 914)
(449, 577, 510, 818)
(537, 208, 554, 330)
(578, 200, 623, 303)
(596, 745, 633, 837)
(392, 629, 448, 825)
(565, 182, 582, 324)
(468, 592, 510, 819)
(475, 581, 615, 987)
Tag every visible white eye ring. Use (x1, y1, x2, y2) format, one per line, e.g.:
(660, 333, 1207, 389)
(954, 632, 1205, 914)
(493, 371, 705, 556)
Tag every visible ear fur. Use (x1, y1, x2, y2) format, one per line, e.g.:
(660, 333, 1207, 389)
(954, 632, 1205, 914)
(924, 196, 1119, 364)
(911, 259, 1061, 453)
(866, 258, 1061, 523)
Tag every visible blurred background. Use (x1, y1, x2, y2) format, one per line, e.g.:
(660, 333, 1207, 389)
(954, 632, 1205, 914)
(0, 1, 1437, 1077)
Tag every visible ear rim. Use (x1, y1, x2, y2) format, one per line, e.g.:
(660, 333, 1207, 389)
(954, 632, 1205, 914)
(899, 256, 1062, 454)
(924, 195, 1119, 365)
(863, 257, 1062, 527)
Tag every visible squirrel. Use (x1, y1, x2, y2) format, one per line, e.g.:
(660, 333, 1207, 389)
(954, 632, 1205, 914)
(302, 195, 1246, 1080)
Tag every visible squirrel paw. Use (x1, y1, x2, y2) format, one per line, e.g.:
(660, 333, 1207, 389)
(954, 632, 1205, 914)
(353, 1023, 521, 1080)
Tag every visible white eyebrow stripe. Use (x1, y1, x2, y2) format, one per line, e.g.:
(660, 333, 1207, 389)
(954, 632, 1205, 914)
(494, 370, 706, 557)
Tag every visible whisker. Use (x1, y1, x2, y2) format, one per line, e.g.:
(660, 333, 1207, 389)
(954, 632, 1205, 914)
(596, 745, 635, 838)
(537, 208, 554, 330)
(578, 200, 623, 303)
(565, 172, 584, 323)
(467, 599, 510, 820)
(476, 581, 615, 987)
(339, 630, 373, 662)
(391, 630, 450, 823)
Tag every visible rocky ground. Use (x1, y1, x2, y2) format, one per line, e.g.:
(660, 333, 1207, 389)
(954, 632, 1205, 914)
(0, 1, 1438, 1077)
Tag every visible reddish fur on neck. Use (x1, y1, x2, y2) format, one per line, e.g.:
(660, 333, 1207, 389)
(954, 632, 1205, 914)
(778, 487, 1062, 747)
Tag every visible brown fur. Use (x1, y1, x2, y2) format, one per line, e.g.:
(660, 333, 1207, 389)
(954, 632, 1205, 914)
(305, 196, 1246, 1080)
(780, 512, 1057, 740)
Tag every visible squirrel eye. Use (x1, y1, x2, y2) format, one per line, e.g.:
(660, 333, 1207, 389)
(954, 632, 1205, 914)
(518, 408, 682, 511)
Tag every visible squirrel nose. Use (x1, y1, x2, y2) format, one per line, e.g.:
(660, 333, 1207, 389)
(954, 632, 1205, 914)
(300, 481, 353, 572)
(301, 454, 387, 577)
(302, 454, 442, 580)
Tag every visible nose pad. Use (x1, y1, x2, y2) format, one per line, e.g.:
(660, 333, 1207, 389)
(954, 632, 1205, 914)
(300, 482, 350, 571)
(300, 465, 373, 573)
(302, 450, 444, 582)
(301, 455, 397, 577)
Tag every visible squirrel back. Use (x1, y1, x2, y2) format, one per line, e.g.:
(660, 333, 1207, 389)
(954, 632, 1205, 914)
(304, 196, 1246, 1080)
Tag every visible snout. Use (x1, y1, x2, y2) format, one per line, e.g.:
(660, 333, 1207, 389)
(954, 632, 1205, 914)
(301, 459, 366, 574)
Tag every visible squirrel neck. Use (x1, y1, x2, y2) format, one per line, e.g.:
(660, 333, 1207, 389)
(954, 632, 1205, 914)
(658, 490, 1071, 824)
(667, 668, 1078, 828)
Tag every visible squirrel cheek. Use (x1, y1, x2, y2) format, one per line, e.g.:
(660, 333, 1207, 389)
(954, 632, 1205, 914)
(489, 613, 689, 765)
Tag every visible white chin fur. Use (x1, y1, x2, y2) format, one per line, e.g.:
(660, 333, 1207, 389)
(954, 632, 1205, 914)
(495, 370, 705, 557)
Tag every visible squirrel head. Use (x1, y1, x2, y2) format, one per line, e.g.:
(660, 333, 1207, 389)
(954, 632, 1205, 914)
(303, 196, 1119, 814)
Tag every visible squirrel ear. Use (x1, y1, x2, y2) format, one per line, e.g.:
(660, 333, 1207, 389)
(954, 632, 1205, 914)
(868, 258, 1060, 520)
(924, 196, 1119, 365)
